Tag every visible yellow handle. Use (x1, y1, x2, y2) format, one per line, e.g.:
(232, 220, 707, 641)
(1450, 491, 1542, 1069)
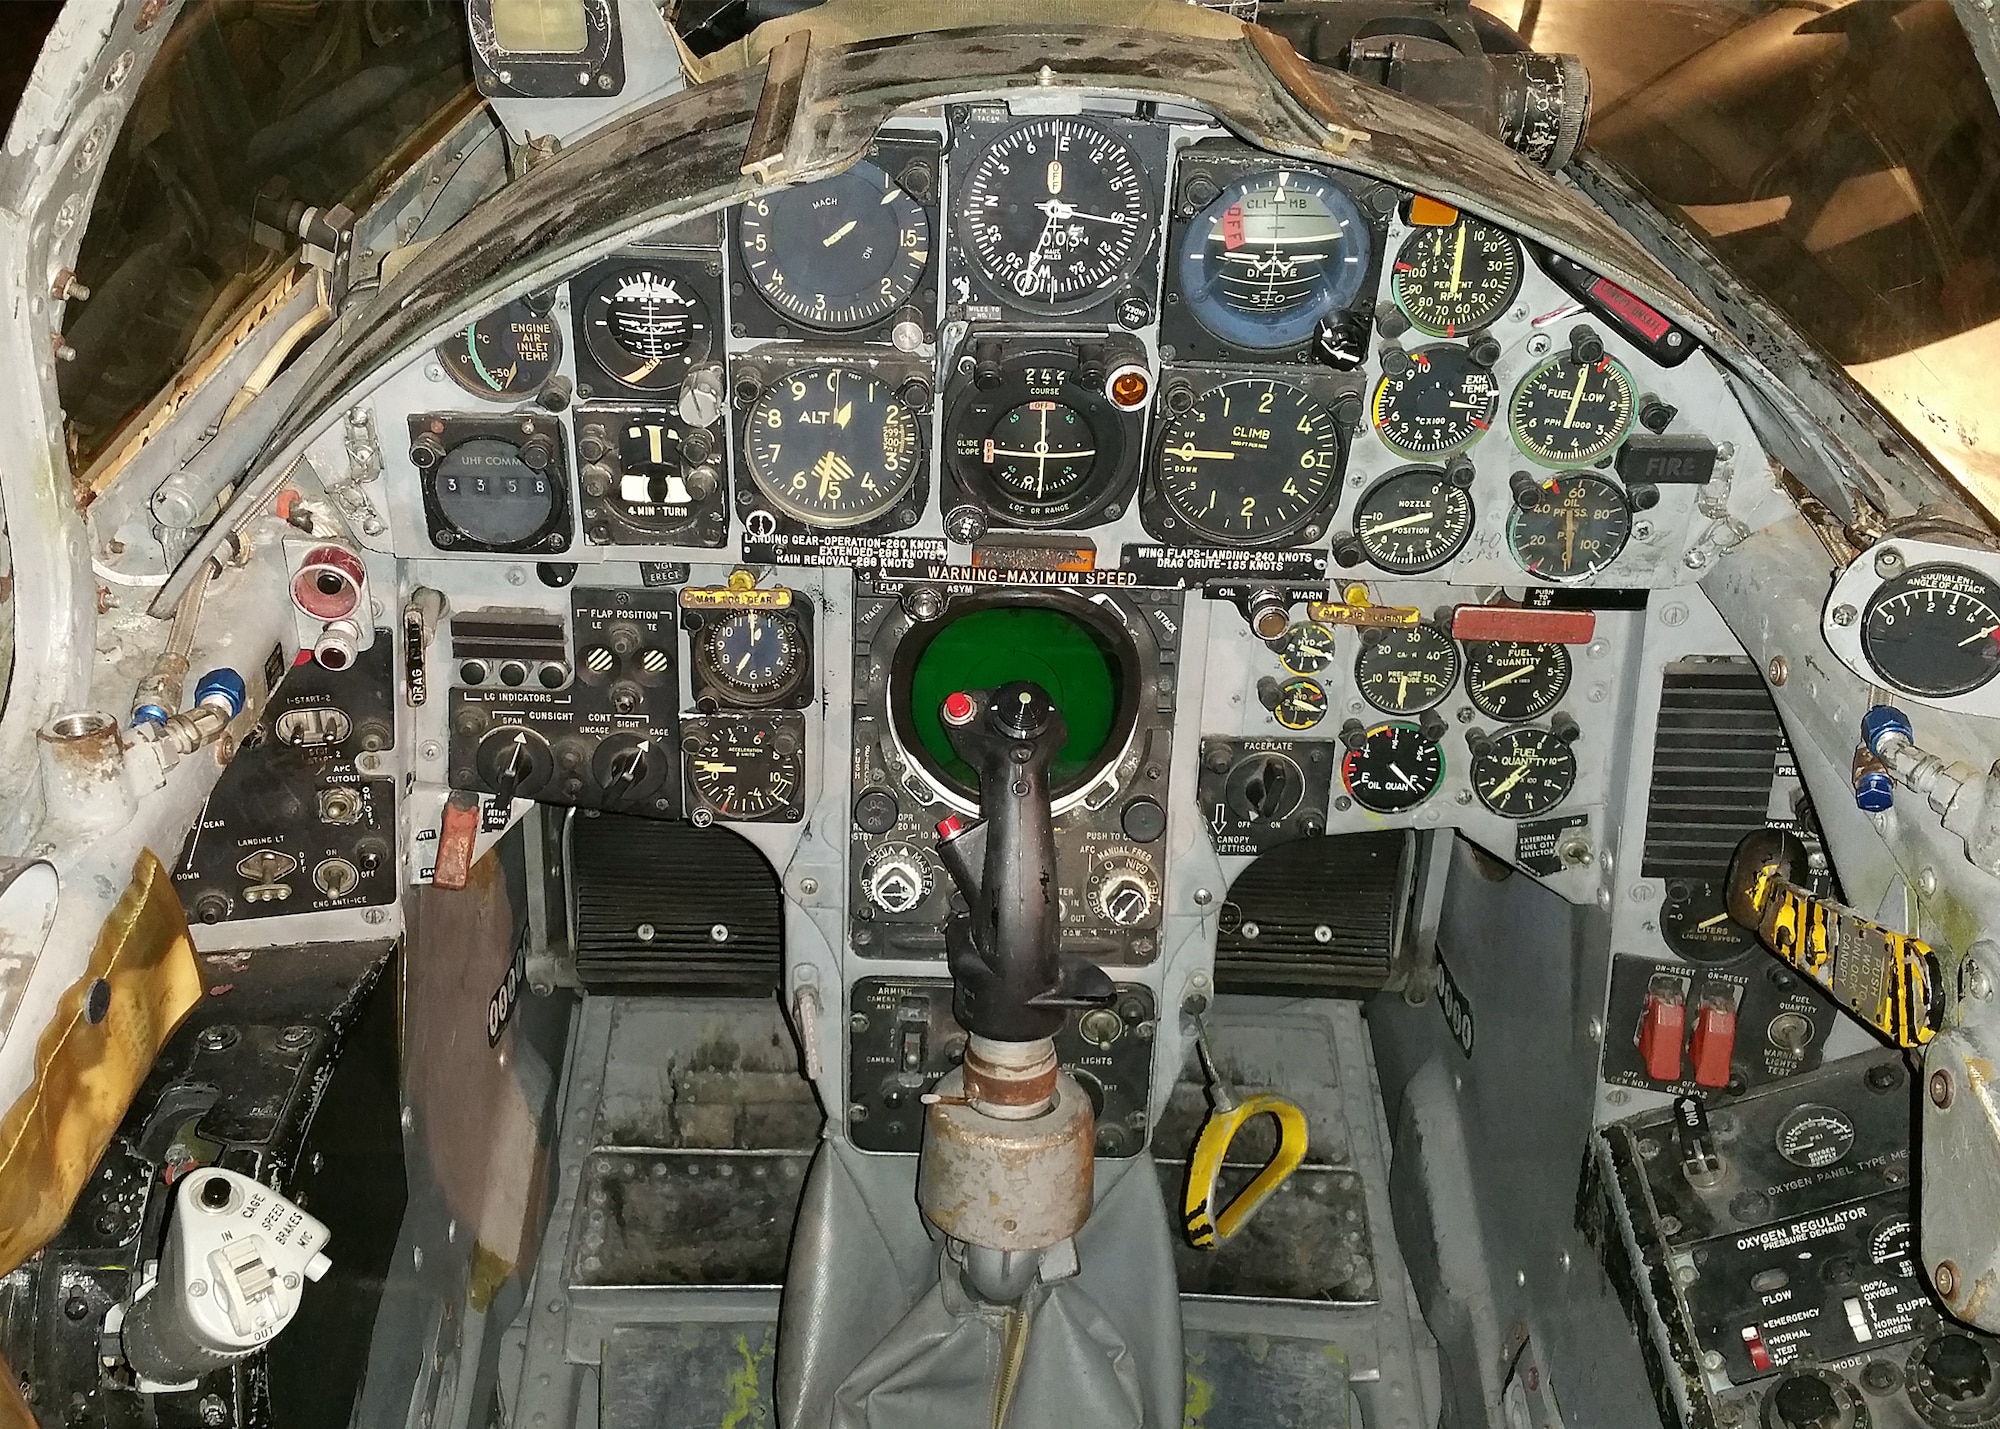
(1182, 1093, 1310, 1249)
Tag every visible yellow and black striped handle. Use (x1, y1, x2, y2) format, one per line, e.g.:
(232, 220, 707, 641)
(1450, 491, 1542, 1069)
(1182, 1093, 1311, 1249)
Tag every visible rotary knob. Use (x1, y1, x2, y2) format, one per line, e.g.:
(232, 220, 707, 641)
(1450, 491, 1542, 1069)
(863, 843, 933, 914)
(1089, 857, 1159, 927)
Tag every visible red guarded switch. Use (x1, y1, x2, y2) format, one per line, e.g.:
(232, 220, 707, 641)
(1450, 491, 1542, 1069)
(1690, 1000, 1739, 1089)
(1639, 987, 1687, 1082)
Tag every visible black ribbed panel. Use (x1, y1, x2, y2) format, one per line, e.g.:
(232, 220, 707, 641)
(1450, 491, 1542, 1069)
(1641, 660, 1785, 880)
(1214, 831, 1409, 996)
(571, 814, 782, 994)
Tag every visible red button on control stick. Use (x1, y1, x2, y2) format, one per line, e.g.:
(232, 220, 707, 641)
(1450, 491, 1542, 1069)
(1690, 1001, 1738, 1089)
(942, 691, 976, 726)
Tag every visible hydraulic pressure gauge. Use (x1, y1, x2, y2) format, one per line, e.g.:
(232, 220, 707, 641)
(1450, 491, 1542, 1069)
(1462, 640, 1571, 721)
(1390, 214, 1522, 337)
(1278, 621, 1337, 676)
(1176, 168, 1373, 350)
(437, 298, 562, 399)
(1470, 726, 1576, 819)
(956, 116, 1156, 312)
(1509, 353, 1636, 466)
(1859, 563, 2000, 699)
(737, 159, 930, 331)
(1370, 344, 1499, 459)
(1155, 379, 1345, 544)
(742, 366, 924, 528)
(685, 719, 803, 821)
(578, 263, 712, 393)
(1341, 722, 1444, 814)
(1355, 624, 1460, 714)
(695, 609, 807, 706)
(1350, 467, 1474, 574)
(1509, 472, 1631, 582)
(1270, 676, 1328, 730)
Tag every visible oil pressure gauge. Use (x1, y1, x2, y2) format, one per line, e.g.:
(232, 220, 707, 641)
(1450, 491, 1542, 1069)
(1508, 472, 1631, 582)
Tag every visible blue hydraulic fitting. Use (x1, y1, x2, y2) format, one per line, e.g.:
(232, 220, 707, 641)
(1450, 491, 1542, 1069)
(192, 668, 247, 719)
(1860, 705, 1913, 759)
(131, 704, 169, 729)
(1854, 769, 1896, 814)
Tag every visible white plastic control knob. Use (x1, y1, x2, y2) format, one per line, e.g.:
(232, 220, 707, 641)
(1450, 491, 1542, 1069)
(864, 843, 931, 914)
(1097, 874, 1154, 926)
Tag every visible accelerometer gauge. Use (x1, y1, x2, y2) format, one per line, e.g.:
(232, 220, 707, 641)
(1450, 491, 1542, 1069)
(743, 366, 923, 528)
(1390, 215, 1522, 337)
(1278, 621, 1337, 675)
(737, 159, 930, 331)
(437, 298, 561, 399)
(696, 610, 806, 705)
(1859, 563, 2000, 698)
(1355, 624, 1460, 714)
(1156, 379, 1344, 544)
(1775, 1104, 1855, 1169)
(1350, 467, 1474, 574)
(1371, 344, 1499, 459)
(1462, 640, 1570, 721)
(1509, 353, 1635, 466)
(1176, 168, 1372, 350)
(986, 401, 1100, 508)
(431, 437, 560, 547)
(957, 116, 1156, 312)
(1508, 472, 1631, 582)
(579, 263, 711, 392)
(1342, 722, 1444, 814)
(1470, 726, 1576, 819)
(1271, 676, 1328, 730)
(686, 720, 802, 821)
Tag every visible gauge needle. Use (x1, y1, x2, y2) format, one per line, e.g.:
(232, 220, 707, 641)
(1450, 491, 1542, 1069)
(1387, 762, 1420, 791)
(1036, 199, 1129, 227)
(1562, 510, 1579, 566)
(1959, 624, 2000, 646)
(1167, 443, 1237, 461)
(822, 219, 858, 247)
(1476, 664, 1534, 693)
(1486, 761, 1532, 799)
(1697, 911, 1733, 929)
(833, 401, 852, 429)
(1562, 366, 1590, 429)
(1448, 222, 1466, 298)
(695, 761, 738, 774)
(1366, 512, 1434, 534)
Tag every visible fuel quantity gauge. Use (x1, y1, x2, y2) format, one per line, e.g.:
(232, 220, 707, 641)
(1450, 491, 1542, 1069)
(1462, 640, 1570, 721)
(1469, 726, 1576, 819)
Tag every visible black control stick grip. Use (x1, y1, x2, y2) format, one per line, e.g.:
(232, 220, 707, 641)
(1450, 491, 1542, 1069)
(934, 681, 1115, 1041)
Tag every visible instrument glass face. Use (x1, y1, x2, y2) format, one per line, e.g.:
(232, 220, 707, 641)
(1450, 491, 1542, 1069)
(1461, 640, 1571, 721)
(699, 610, 806, 703)
(1351, 468, 1474, 574)
(987, 400, 1099, 507)
(1371, 343, 1499, 459)
(1271, 676, 1328, 730)
(432, 437, 558, 546)
(1278, 621, 1337, 676)
(743, 366, 922, 527)
(1859, 563, 2000, 698)
(1470, 726, 1576, 818)
(958, 117, 1155, 311)
(1509, 353, 1636, 466)
(1341, 722, 1444, 813)
(1507, 472, 1632, 582)
(1177, 168, 1372, 349)
(1355, 624, 1461, 714)
(687, 722, 801, 819)
(1391, 215, 1523, 337)
(737, 159, 930, 330)
(1156, 379, 1344, 544)
(437, 299, 561, 398)
(580, 264, 712, 392)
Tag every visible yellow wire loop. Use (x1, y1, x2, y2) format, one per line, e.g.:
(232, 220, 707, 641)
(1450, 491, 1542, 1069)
(1182, 1093, 1310, 1249)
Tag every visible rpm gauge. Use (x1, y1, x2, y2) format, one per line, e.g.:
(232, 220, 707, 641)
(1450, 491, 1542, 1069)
(579, 264, 711, 393)
(1176, 168, 1372, 351)
(743, 366, 924, 528)
(1156, 379, 1345, 545)
(1508, 472, 1631, 582)
(1391, 215, 1522, 337)
(1350, 467, 1474, 574)
(1355, 624, 1460, 714)
(1371, 343, 1499, 458)
(437, 298, 561, 399)
(1860, 563, 2000, 699)
(1470, 726, 1576, 819)
(1342, 722, 1444, 814)
(1510, 353, 1636, 466)
(737, 159, 929, 331)
(1462, 640, 1570, 721)
(957, 116, 1156, 312)
(686, 720, 802, 822)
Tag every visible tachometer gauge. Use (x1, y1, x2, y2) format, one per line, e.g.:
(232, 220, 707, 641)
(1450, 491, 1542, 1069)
(1508, 472, 1631, 582)
(1156, 379, 1344, 544)
(743, 366, 923, 528)
(1470, 726, 1576, 819)
(1278, 621, 1337, 675)
(1510, 353, 1635, 466)
(579, 264, 711, 392)
(1350, 467, 1474, 574)
(1462, 640, 1570, 721)
(1271, 676, 1328, 730)
(1391, 215, 1522, 337)
(957, 117, 1156, 312)
(1355, 624, 1460, 714)
(437, 298, 561, 399)
(1371, 344, 1499, 458)
(696, 610, 807, 706)
(1176, 169, 1372, 350)
(1342, 722, 1444, 814)
(737, 159, 930, 331)
(686, 720, 802, 821)
(1860, 563, 2000, 698)
(987, 401, 1099, 508)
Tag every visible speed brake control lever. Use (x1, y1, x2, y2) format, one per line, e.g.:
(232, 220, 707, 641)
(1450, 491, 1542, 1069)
(932, 682, 1115, 1042)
